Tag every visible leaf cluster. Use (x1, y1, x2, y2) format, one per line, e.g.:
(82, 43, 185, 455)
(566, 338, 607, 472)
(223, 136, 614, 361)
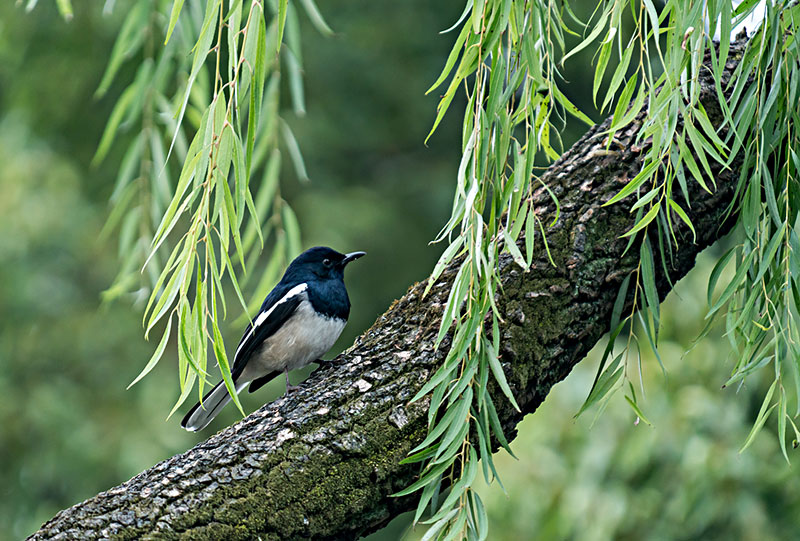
(583, 0, 800, 462)
(95, 0, 328, 415)
(408, 0, 800, 540)
(402, 0, 594, 539)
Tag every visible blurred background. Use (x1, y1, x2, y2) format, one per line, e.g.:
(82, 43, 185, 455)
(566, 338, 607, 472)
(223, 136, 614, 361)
(0, 1, 797, 539)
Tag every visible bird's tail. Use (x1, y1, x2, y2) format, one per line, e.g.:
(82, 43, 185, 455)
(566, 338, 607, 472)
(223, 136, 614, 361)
(181, 380, 246, 432)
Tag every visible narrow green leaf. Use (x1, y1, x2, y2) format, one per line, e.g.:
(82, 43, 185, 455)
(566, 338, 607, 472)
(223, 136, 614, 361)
(193, 272, 207, 395)
(211, 297, 245, 417)
(485, 392, 516, 457)
(536, 214, 557, 267)
(576, 352, 624, 417)
(723, 355, 773, 388)
(166, 0, 218, 163)
(610, 274, 631, 332)
(284, 48, 306, 116)
(96, 0, 148, 97)
(424, 237, 465, 297)
(420, 509, 459, 541)
(624, 395, 653, 426)
(411, 362, 459, 405)
(754, 226, 784, 284)
(281, 120, 309, 182)
(502, 229, 527, 270)
(145, 185, 200, 272)
(392, 454, 456, 497)
(621, 202, 660, 238)
(684, 124, 718, 186)
(563, 9, 609, 64)
(297, 0, 333, 36)
(642, 0, 660, 36)
(593, 39, 613, 105)
(414, 472, 443, 524)
(602, 44, 634, 112)
(177, 297, 206, 378)
(145, 264, 186, 337)
(740, 379, 778, 453)
(441, 508, 468, 541)
(640, 237, 660, 332)
(604, 159, 659, 206)
(281, 202, 302, 257)
(275, 0, 289, 55)
(433, 387, 472, 460)
(471, 490, 489, 541)
(667, 199, 696, 242)
(246, 7, 268, 177)
(630, 188, 660, 211)
(426, 74, 462, 143)
(524, 204, 535, 266)
(128, 315, 173, 389)
(778, 387, 789, 463)
(93, 82, 138, 166)
(487, 343, 520, 411)
(708, 248, 757, 317)
(435, 264, 468, 347)
(552, 84, 594, 126)
(610, 81, 646, 132)
(426, 451, 476, 523)
(707, 247, 735, 306)
(167, 367, 197, 420)
(401, 447, 439, 468)
(441, 0, 473, 34)
(165, 0, 186, 44)
(427, 22, 471, 95)
(410, 394, 467, 455)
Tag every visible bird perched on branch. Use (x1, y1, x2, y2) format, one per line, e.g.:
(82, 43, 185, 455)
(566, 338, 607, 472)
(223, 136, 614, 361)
(181, 246, 366, 432)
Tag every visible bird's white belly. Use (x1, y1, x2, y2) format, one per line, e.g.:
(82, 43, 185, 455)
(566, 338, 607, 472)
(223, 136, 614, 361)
(240, 299, 346, 381)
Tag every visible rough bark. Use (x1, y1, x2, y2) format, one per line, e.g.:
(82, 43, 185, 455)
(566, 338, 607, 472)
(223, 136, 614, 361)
(31, 41, 748, 540)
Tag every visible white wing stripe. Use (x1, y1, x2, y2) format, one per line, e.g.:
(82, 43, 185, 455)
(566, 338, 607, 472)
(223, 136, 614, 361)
(234, 283, 308, 361)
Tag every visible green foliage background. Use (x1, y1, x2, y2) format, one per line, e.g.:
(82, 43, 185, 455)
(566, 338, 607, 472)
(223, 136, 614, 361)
(0, 2, 797, 540)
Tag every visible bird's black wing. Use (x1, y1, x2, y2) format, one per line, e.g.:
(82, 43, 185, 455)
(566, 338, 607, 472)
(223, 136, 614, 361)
(247, 371, 281, 393)
(230, 284, 306, 382)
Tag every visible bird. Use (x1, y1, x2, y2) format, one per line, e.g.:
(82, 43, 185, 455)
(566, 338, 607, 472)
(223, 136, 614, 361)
(181, 246, 366, 431)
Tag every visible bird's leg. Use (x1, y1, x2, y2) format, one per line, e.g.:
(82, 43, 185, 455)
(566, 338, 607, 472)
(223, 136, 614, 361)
(284, 367, 301, 393)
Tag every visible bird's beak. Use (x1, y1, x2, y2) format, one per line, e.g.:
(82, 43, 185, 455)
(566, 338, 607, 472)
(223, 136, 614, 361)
(342, 251, 366, 266)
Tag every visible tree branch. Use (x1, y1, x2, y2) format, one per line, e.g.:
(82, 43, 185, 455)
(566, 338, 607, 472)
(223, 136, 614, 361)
(30, 41, 747, 541)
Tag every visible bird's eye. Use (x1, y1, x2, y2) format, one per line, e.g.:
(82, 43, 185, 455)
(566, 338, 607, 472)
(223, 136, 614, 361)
(323, 258, 332, 267)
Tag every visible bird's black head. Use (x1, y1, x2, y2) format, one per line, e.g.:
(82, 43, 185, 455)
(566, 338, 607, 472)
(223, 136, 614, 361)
(285, 246, 366, 282)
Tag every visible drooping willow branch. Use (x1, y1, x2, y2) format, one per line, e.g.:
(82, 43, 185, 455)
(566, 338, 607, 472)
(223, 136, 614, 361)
(408, 1, 800, 536)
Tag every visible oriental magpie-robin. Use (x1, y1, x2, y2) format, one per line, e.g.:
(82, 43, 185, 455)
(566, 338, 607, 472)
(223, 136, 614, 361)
(181, 246, 365, 431)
